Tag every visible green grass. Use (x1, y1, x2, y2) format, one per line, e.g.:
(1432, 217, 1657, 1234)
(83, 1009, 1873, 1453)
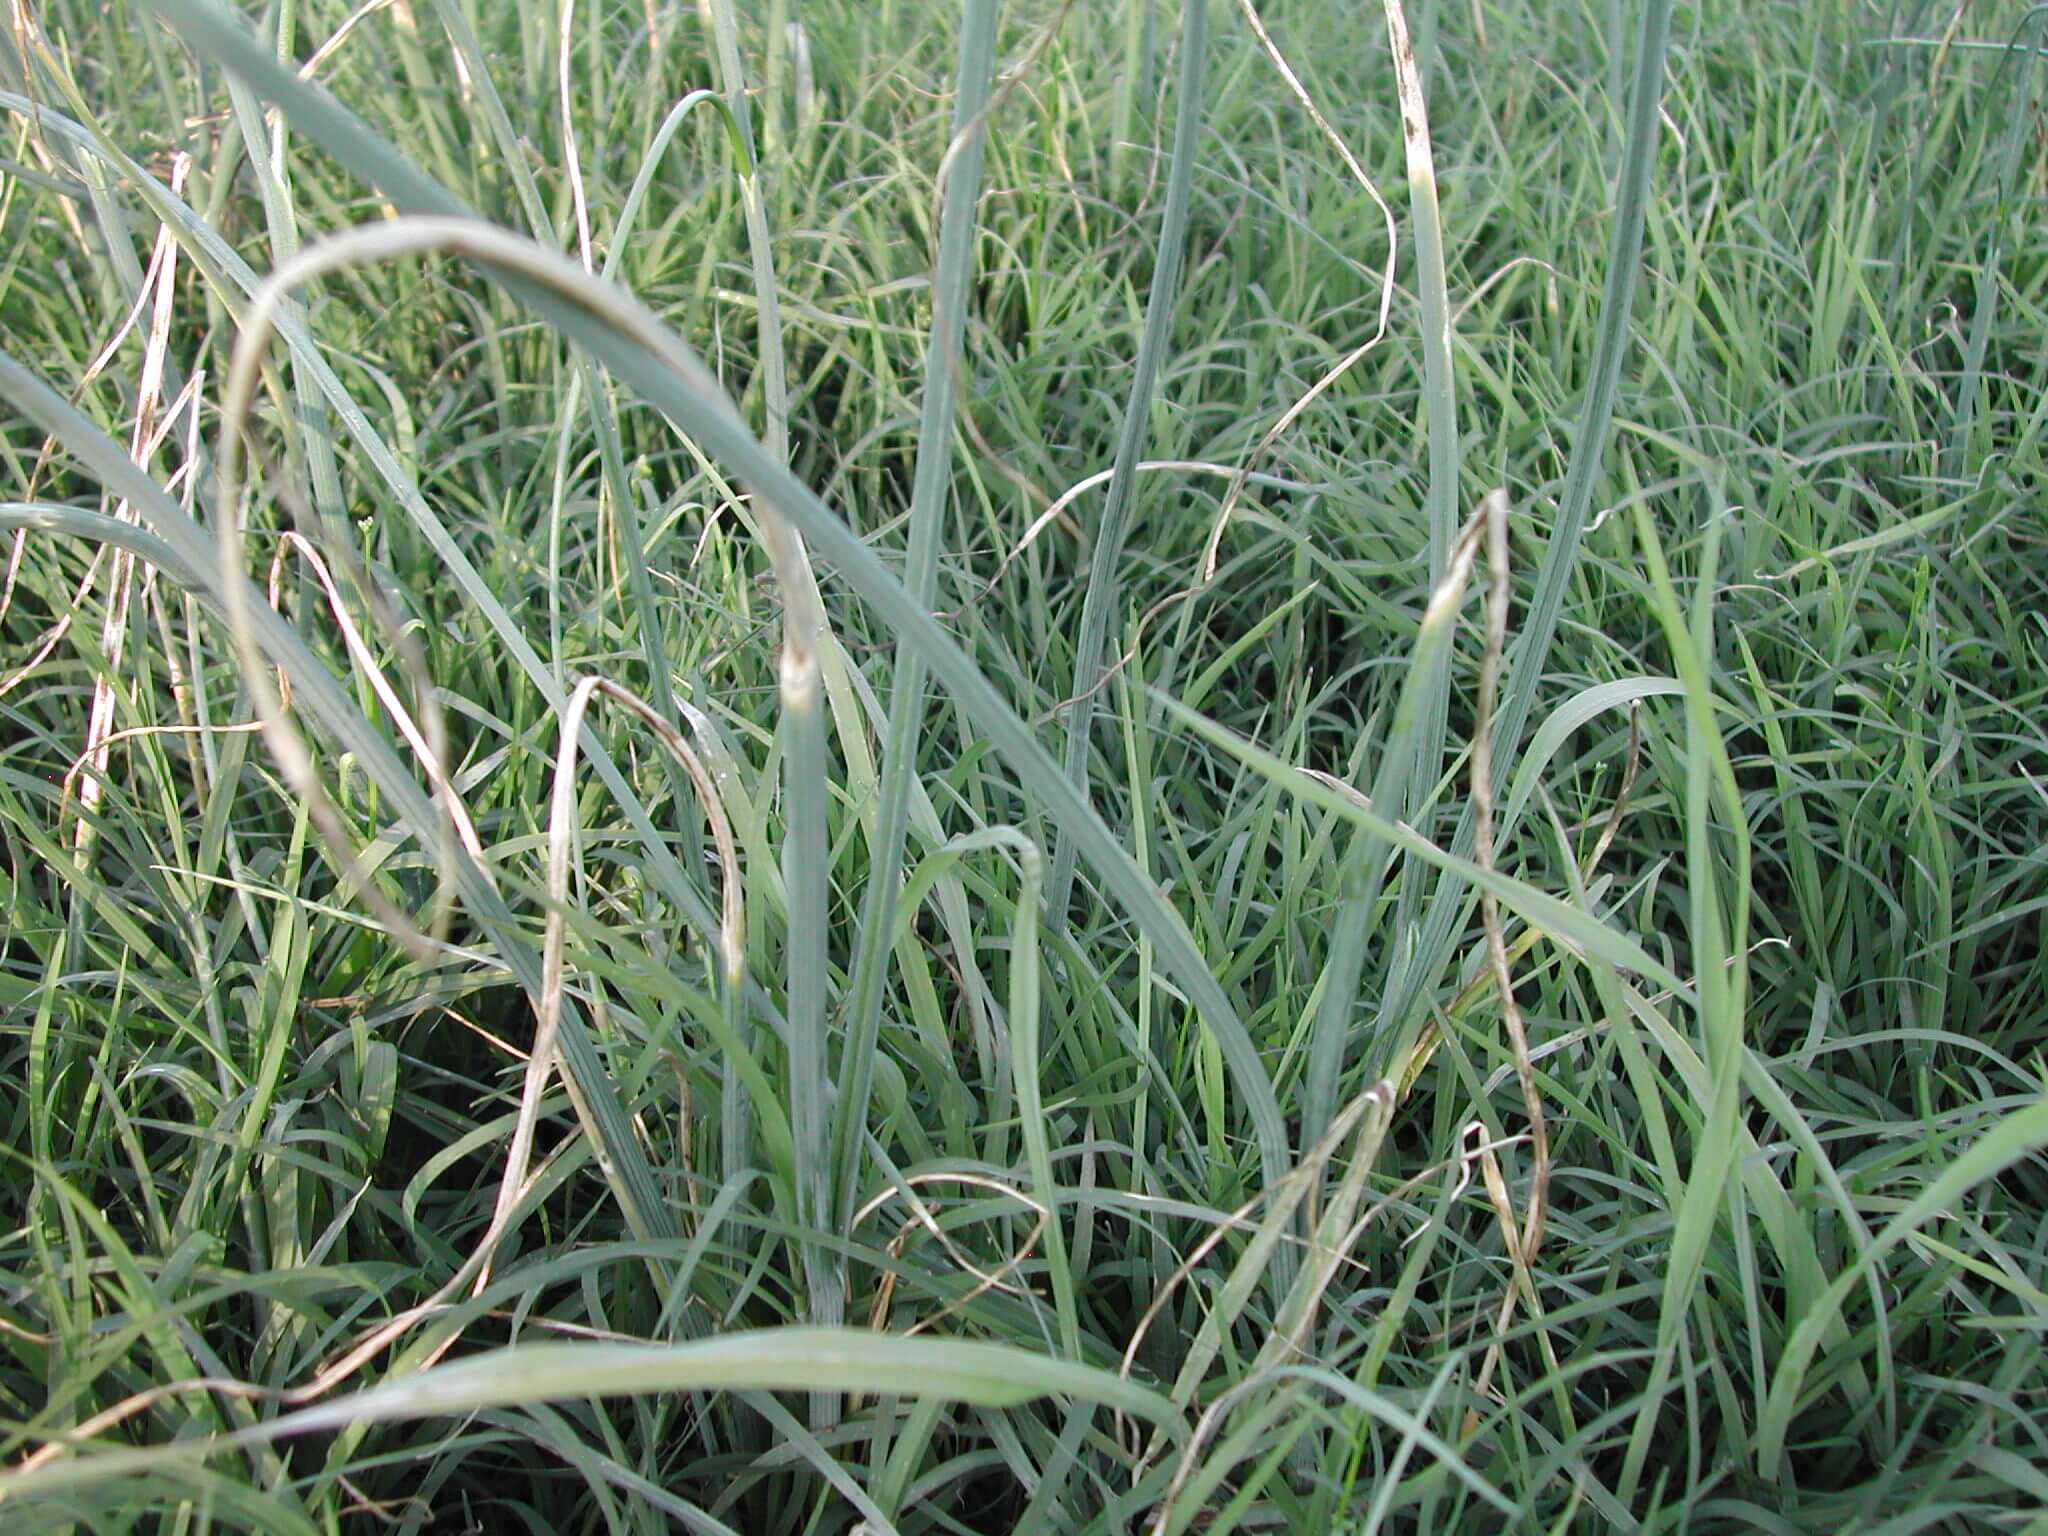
(3, 0, 2047, 1530)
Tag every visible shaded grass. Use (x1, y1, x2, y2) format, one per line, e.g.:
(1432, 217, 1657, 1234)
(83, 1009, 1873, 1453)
(3, 0, 2048, 1531)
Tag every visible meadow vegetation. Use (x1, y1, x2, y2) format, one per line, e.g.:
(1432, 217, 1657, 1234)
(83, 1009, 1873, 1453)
(3, 0, 2048, 1529)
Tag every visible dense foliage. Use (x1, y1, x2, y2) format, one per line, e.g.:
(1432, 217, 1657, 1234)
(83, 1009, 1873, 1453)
(3, 0, 2046, 1530)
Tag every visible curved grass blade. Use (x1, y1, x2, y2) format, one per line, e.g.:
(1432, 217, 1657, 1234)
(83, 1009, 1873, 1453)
(1373, 0, 1676, 1070)
(0, 1328, 1178, 1505)
(217, 211, 837, 1399)
(140, 0, 1294, 1198)
(835, 0, 1002, 1237)
(0, 353, 682, 1251)
(1045, 0, 1207, 919)
(418, 0, 699, 862)
(1499, 676, 1684, 842)
(1155, 688, 1685, 996)
(0, 88, 740, 1010)
(1756, 1094, 2048, 1470)
(603, 90, 748, 286)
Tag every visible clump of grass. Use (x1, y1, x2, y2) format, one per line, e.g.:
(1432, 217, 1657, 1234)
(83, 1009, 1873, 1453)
(3, 0, 2048, 1531)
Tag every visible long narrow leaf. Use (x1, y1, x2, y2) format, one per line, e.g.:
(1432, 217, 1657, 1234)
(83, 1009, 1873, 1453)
(142, 0, 1294, 1199)
(0, 352, 677, 1248)
(0, 1329, 1178, 1504)
(1156, 689, 1686, 996)
(835, 0, 1002, 1239)
(0, 87, 742, 1008)
(1045, 0, 1207, 918)
(1373, 0, 1676, 1069)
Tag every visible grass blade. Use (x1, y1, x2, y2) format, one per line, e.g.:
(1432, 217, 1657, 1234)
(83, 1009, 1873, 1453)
(1371, 0, 1467, 1069)
(835, 0, 1002, 1236)
(0, 1328, 1179, 1504)
(1045, 0, 1207, 919)
(141, 0, 1294, 1199)
(1756, 1094, 2048, 1470)
(0, 86, 740, 995)
(1373, 0, 1676, 1071)
(1155, 687, 1685, 996)
(1300, 494, 1494, 1147)
(1614, 497, 1750, 1504)
(0, 352, 681, 1250)
(706, 0, 790, 462)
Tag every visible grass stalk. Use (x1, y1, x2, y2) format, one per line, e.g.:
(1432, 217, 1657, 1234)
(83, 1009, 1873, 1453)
(1045, 0, 1208, 921)
(1373, 0, 1675, 1074)
(833, 0, 1002, 1238)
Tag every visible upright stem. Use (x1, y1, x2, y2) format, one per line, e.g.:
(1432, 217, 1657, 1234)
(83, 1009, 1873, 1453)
(1045, 0, 1208, 920)
(833, 0, 1003, 1234)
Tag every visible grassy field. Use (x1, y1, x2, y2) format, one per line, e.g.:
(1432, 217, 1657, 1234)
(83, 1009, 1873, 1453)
(3, 0, 2047, 1529)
